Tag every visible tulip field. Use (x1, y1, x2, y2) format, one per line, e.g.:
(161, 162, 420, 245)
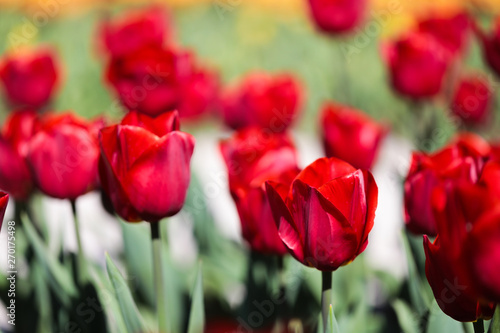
(0, 1, 500, 333)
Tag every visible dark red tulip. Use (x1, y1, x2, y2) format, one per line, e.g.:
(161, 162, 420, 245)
(0, 48, 58, 109)
(307, 0, 367, 34)
(220, 127, 300, 255)
(385, 31, 449, 99)
(100, 6, 171, 58)
(0, 191, 8, 231)
(0, 110, 37, 200)
(99, 111, 194, 222)
(27, 112, 103, 200)
(404, 134, 489, 235)
(451, 75, 492, 125)
(475, 18, 500, 78)
(266, 157, 378, 271)
(418, 12, 470, 58)
(106, 46, 193, 117)
(320, 103, 387, 170)
(220, 72, 302, 132)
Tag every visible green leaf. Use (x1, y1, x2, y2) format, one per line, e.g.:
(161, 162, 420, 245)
(426, 300, 464, 333)
(327, 304, 340, 333)
(489, 306, 500, 333)
(105, 253, 147, 333)
(392, 299, 419, 333)
(187, 261, 205, 333)
(402, 231, 429, 315)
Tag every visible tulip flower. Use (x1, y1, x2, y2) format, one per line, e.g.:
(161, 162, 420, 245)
(100, 6, 171, 58)
(320, 103, 387, 170)
(307, 0, 367, 34)
(0, 110, 37, 200)
(99, 110, 194, 223)
(384, 31, 449, 99)
(219, 72, 302, 132)
(404, 134, 489, 236)
(0, 48, 58, 109)
(0, 191, 8, 231)
(266, 157, 378, 271)
(451, 75, 492, 125)
(26, 112, 103, 200)
(475, 18, 500, 78)
(220, 127, 300, 255)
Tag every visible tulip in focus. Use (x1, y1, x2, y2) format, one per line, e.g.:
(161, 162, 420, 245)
(451, 75, 492, 125)
(266, 157, 378, 271)
(220, 127, 300, 255)
(307, 0, 367, 34)
(0, 48, 58, 109)
(99, 111, 194, 223)
(320, 103, 387, 170)
(27, 112, 103, 200)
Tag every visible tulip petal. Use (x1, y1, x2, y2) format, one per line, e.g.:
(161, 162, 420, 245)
(0, 191, 8, 231)
(122, 110, 180, 136)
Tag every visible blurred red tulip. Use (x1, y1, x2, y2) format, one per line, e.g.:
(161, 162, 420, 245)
(27, 112, 103, 200)
(0, 48, 58, 109)
(266, 157, 378, 271)
(404, 134, 490, 236)
(418, 12, 470, 58)
(0, 110, 37, 200)
(100, 6, 171, 58)
(475, 18, 500, 78)
(99, 111, 194, 222)
(220, 127, 300, 255)
(320, 103, 387, 170)
(106, 46, 193, 117)
(0, 191, 8, 231)
(307, 0, 367, 34)
(491, 143, 500, 162)
(385, 31, 449, 99)
(220, 72, 302, 132)
(451, 75, 492, 125)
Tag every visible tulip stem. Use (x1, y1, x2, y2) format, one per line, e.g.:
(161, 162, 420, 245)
(321, 271, 332, 333)
(473, 319, 484, 333)
(151, 222, 169, 333)
(70, 200, 87, 285)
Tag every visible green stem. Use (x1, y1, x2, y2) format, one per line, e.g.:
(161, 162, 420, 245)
(151, 222, 169, 333)
(333, 37, 351, 104)
(473, 319, 484, 333)
(71, 200, 87, 285)
(321, 271, 332, 333)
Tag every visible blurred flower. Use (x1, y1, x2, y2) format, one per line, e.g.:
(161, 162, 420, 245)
(320, 103, 387, 170)
(491, 143, 500, 162)
(0, 110, 37, 200)
(100, 6, 172, 58)
(404, 134, 490, 236)
(384, 31, 449, 99)
(99, 111, 194, 222)
(475, 18, 500, 78)
(220, 127, 300, 255)
(307, 0, 367, 34)
(451, 75, 492, 126)
(0, 191, 8, 231)
(0, 48, 58, 109)
(266, 157, 378, 271)
(219, 72, 302, 132)
(27, 112, 103, 200)
(418, 12, 470, 58)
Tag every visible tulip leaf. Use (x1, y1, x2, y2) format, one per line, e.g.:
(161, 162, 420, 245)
(392, 299, 419, 333)
(21, 212, 77, 301)
(426, 300, 464, 333)
(327, 304, 340, 333)
(187, 261, 205, 333)
(105, 253, 148, 333)
(402, 231, 429, 315)
(489, 306, 500, 333)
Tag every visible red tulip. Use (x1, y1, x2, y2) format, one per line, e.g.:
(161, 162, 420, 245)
(220, 127, 300, 255)
(385, 31, 449, 99)
(0, 191, 8, 231)
(418, 12, 470, 58)
(307, 0, 367, 34)
(451, 75, 492, 125)
(266, 157, 378, 271)
(106, 46, 193, 117)
(320, 103, 387, 170)
(0, 110, 37, 200)
(491, 143, 500, 162)
(0, 48, 58, 109)
(404, 134, 489, 235)
(100, 6, 171, 58)
(99, 111, 194, 222)
(475, 18, 500, 78)
(27, 112, 103, 200)
(220, 72, 302, 132)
